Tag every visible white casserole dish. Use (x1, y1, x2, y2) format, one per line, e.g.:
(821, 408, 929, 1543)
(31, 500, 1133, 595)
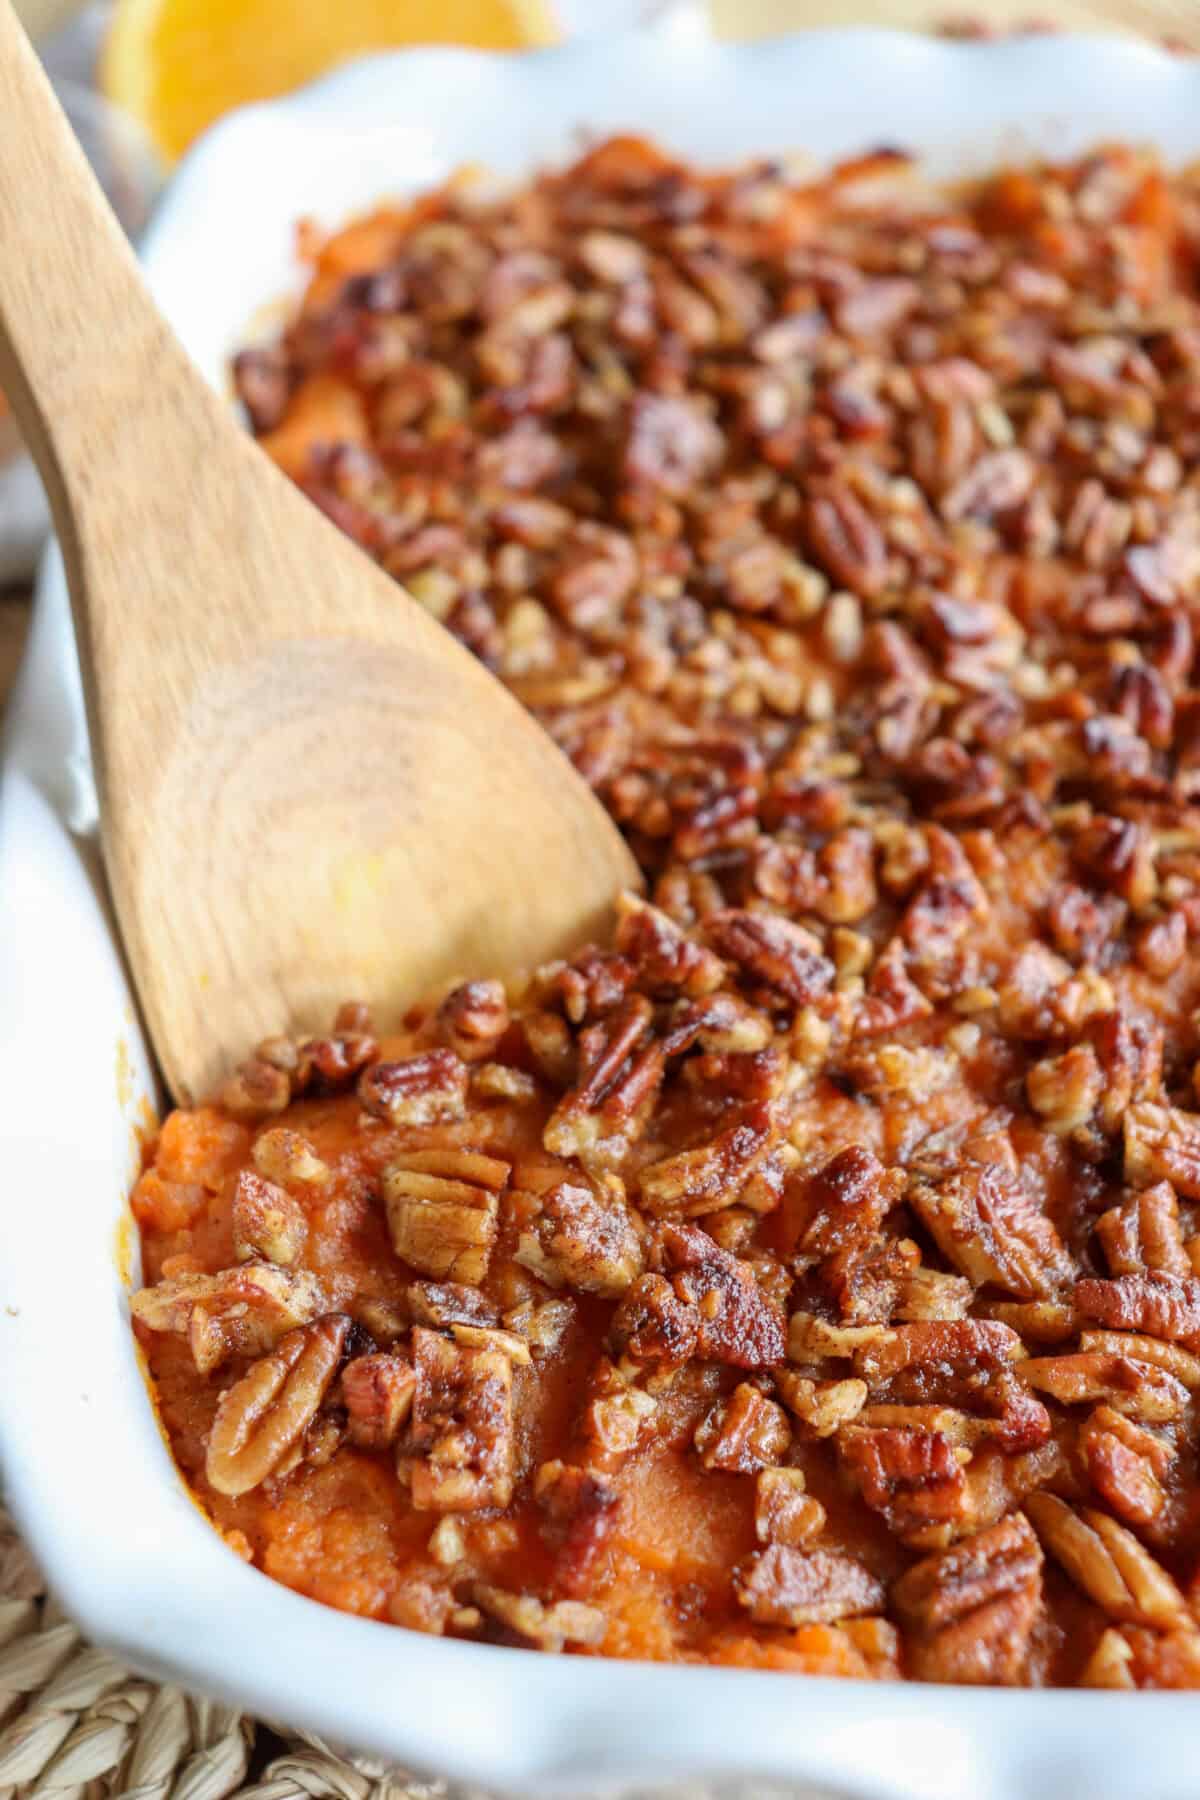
(5, 25, 1200, 1798)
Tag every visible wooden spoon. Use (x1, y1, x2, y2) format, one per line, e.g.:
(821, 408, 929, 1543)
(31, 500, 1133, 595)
(0, 2, 639, 1103)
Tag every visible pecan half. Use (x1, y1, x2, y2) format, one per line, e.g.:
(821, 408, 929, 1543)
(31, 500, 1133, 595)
(892, 1513, 1043, 1685)
(1026, 1493, 1189, 1628)
(1080, 1405, 1173, 1527)
(1074, 1273, 1200, 1351)
(359, 1050, 469, 1125)
(908, 1162, 1072, 1299)
(206, 1315, 350, 1496)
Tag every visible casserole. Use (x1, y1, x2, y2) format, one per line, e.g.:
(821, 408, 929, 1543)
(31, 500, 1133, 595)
(7, 24, 1200, 1796)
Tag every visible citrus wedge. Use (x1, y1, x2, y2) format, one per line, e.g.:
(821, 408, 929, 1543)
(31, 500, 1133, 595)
(101, 0, 557, 164)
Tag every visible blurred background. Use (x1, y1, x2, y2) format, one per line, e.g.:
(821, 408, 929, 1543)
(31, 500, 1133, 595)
(3, 0, 1200, 691)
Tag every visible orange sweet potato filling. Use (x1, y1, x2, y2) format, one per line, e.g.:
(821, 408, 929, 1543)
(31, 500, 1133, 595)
(132, 138, 1200, 1683)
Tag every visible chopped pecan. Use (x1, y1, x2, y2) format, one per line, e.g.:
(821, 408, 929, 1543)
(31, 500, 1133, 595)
(342, 1352, 416, 1450)
(755, 1467, 827, 1547)
(436, 980, 510, 1060)
(1018, 1351, 1188, 1422)
(230, 1170, 307, 1267)
(383, 1148, 509, 1284)
(472, 1583, 605, 1652)
(892, 1513, 1043, 1685)
(638, 1104, 775, 1218)
(359, 1051, 469, 1125)
(1026, 1044, 1103, 1135)
(130, 1262, 325, 1374)
(408, 1281, 497, 1328)
(406, 1326, 515, 1512)
(1080, 1405, 1173, 1526)
(206, 1315, 349, 1496)
(513, 1177, 643, 1297)
(776, 1373, 867, 1437)
(704, 910, 835, 1008)
(1026, 1493, 1189, 1628)
(543, 995, 662, 1164)
(535, 1460, 620, 1598)
(694, 1383, 791, 1472)
(1097, 1181, 1189, 1278)
(894, 1266, 974, 1322)
(613, 892, 725, 997)
(839, 1426, 969, 1538)
(792, 1145, 905, 1268)
(1125, 1102, 1200, 1199)
(1074, 1272, 1200, 1350)
(854, 1320, 1024, 1391)
(908, 1162, 1072, 1300)
(251, 1128, 330, 1188)
(580, 1358, 658, 1474)
(614, 1222, 787, 1368)
(734, 1545, 886, 1626)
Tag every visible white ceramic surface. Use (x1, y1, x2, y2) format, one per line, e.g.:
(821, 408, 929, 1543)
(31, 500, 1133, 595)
(6, 28, 1200, 1799)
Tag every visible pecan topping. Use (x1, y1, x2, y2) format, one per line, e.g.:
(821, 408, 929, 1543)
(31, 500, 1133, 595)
(342, 1352, 417, 1451)
(1026, 1493, 1189, 1628)
(406, 1326, 515, 1512)
(359, 1051, 469, 1126)
(734, 1546, 886, 1626)
(131, 135, 1200, 1680)
(694, 1383, 791, 1472)
(230, 1170, 307, 1268)
(908, 1162, 1072, 1300)
(892, 1514, 1043, 1685)
(206, 1315, 350, 1496)
(513, 1177, 643, 1297)
(130, 1263, 325, 1374)
(383, 1148, 509, 1284)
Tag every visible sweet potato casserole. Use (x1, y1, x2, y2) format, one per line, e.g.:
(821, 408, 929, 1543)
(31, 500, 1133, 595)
(132, 136, 1200, 1685)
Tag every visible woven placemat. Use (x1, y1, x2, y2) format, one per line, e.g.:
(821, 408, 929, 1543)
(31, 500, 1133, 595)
(0, 1510, 446, 1799)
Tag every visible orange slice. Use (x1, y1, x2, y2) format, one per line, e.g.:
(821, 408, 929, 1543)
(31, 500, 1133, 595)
(100, 0, 557, 165)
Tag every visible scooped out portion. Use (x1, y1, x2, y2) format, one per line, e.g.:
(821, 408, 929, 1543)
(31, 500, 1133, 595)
(133, 136, 1200, 1685)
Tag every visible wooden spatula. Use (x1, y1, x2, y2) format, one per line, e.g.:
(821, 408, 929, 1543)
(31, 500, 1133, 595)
(0, 1, 639, 1103)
